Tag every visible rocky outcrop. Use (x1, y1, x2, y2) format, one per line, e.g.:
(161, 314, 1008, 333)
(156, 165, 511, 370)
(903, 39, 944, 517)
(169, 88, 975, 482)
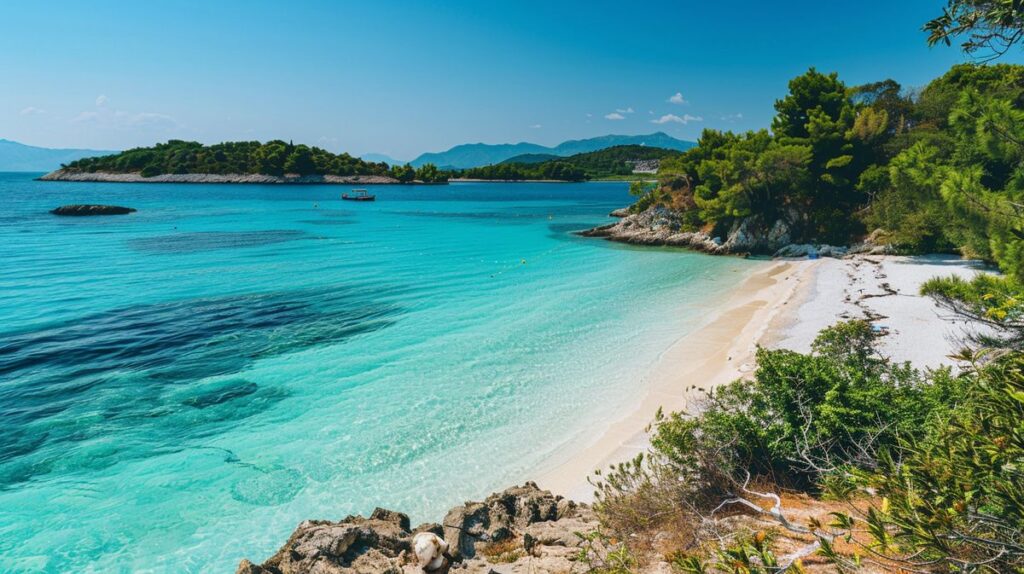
(50, 204, 136, 216)
(581, 206, 731, 253)
(39, 169, 400, 185)
(237, 483, 598, 574)
(847, 229, 897, 256)
(581, 206, 878, 259)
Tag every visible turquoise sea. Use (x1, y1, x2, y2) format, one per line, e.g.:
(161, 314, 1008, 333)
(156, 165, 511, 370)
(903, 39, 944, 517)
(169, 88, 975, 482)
(0, 173, 759, 572)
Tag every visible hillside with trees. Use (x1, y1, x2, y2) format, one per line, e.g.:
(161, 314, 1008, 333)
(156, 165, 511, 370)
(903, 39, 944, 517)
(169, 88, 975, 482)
(461, 144, 681, 181)
(627, 62, 1023, 281)
(62, 140, 448, 183)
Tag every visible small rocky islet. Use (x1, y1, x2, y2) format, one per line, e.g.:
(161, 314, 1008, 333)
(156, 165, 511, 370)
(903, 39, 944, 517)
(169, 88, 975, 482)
(50, 204, 137, 216)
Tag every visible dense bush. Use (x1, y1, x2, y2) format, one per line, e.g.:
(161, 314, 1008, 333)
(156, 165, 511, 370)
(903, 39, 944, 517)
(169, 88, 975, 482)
(591, 319, 1022, 572)
(825, 354, 1024, 572)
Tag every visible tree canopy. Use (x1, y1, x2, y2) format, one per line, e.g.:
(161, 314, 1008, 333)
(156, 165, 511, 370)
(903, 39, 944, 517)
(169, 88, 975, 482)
(646, 63, 1024, 280)
(67, 140, 394, 178)
(926, 0, 1024, 60)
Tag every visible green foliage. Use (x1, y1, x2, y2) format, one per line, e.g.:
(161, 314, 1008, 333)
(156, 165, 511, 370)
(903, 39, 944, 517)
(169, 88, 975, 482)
(673, 531, 790, 574)
(772, 68, 849, 140)
(828, 355, 1024, 572)
(414, 163, 446, 183)
(863, 141, 955, 252)
(925, 1, 1024, 60)
(592, 315, 1022, 573)
(462, 160, 586, 181)
(390, 163, 416, 183)
(648, 62, 1024, 279)
(655, 68, 882, 245)
(923, 274, 1024, 351)
(629, 180, 660, 213)
(66, 139, 398, 179)
(650, 321, 957, 490)
(461, 145, 678, 181)
(555, 145, 680, 178)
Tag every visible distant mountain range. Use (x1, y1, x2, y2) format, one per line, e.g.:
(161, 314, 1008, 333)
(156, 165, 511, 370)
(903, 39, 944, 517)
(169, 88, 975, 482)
(359, 153, 408, 165)
(410, 132, 695, 169)
(0, 139, 118, 172)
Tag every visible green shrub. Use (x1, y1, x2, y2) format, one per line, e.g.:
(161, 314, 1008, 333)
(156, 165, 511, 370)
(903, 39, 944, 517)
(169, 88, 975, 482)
(826, 354, 1024, 572)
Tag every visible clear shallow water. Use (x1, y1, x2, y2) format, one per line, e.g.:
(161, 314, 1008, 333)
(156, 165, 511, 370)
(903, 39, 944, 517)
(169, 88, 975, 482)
(0, 173, 758, 572)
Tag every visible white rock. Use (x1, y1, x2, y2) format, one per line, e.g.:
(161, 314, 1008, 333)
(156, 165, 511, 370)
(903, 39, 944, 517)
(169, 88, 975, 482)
(412, 532, 448, 571)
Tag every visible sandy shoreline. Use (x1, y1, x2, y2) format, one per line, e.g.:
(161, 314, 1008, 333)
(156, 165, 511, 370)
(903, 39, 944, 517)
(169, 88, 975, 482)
(538, 254, 991, 501)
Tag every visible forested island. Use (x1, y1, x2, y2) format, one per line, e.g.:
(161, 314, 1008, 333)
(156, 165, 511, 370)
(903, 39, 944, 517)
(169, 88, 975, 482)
(44, 140, 449, 184)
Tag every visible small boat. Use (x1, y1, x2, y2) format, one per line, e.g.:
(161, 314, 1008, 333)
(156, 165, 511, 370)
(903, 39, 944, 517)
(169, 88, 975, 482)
(342, 189, 375, 202)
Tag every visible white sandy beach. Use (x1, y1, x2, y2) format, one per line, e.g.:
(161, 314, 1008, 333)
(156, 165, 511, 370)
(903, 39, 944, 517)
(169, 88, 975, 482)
(539, 254, 992, 502)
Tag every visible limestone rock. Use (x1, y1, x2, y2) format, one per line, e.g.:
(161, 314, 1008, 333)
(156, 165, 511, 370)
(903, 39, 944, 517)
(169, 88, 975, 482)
(238, 483, 597, 574)
(49, 204, 136, 216)
(237, 515, 411, 574)
(443, 482, 562, 560)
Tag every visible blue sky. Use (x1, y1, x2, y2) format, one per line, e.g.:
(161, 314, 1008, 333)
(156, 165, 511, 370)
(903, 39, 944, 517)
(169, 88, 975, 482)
(1, 0, 1016, 159)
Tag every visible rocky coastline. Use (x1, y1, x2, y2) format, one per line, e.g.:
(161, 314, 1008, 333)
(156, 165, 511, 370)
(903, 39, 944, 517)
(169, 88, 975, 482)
(38, 169, 401, 185)
(581, 206, 892, 259)
(236, 483, 601, 574)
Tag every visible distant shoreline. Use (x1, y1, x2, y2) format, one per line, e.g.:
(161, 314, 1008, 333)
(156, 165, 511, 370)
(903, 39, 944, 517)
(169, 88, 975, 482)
(37, 171, 652, 186)
(37, 170, 404, 185)
(450, 177, 579, 183)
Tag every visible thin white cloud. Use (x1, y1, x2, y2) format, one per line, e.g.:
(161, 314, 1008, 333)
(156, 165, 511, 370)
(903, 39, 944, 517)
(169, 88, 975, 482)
(720, 113, 744, 122)
(127, 112, 178, 128)
(529, 124, 542, 129)
(20, 106, 46, 116)
(615, 107, 634, 114)
(72, 111, 99, 123)
(668, 92, 687, 105)
(651, 113, 702, 125)
(70, 97, 180, 131)
(604, 112, 626, 120)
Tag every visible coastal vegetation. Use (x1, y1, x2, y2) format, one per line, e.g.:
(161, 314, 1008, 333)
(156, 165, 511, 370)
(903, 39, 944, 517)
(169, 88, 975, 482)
(638, 63, 1024, 272)
(460, 145, 678, 181)
(582, 4, 1024, 572)
(63, 139, 448, 183)
(589, 323, 1024, 572)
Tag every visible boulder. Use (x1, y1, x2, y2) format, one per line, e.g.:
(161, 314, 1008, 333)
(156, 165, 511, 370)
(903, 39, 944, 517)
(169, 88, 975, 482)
(237, 515, 411, 574)
(50, 204, 136, 216)
(442, 482, 563, 560)
(848, 229, 896, 255)
(237, 483, 595, 574)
